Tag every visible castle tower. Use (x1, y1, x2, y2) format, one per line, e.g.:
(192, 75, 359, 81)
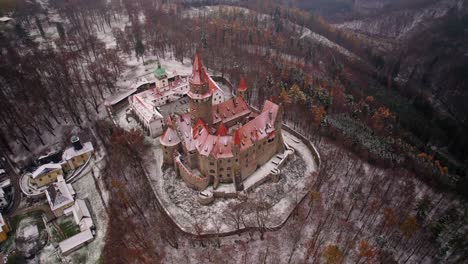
(237, 76, 247, 100)
(188, 53, 213, 125)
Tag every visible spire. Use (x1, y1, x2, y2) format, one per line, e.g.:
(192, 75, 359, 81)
(216, 123, 228, 136)
(167, 115, 173, 128)
(190, 53, 207, 85)
(154, 60, 167, 79)
(192, 118, 207, 137)
(233, 129, 241, 145)
(238, 76, 247, 91)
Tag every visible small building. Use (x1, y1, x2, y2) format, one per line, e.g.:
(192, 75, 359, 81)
(61, 136, 94, 173)
(64, 199, 94, 231)
(45, 175, 76, 217)
(128, 94, 165, 137)
(59, 229, 94, 256)
(31, 163, 64, 188)
(0, 213, 9, 242)
(0, 179, 11, 208)
(58, 199, 95, 256)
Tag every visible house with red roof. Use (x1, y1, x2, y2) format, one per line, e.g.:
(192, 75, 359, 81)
(160, 54, 284, 192)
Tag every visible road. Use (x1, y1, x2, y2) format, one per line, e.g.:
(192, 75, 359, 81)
(0, 152, 22, 218)
(10, 204, 55, 222)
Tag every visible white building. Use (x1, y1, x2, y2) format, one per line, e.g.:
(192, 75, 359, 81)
(0, 179, 11, 208)
(128, 93, 165, 137)
(59, 199, 95, 255)
(129, 62, 226, 137)
(45, 175, 76, 217)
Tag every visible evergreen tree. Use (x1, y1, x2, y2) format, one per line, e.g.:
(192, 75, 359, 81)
(14, 23, 30, 44)
(135, 39, 145, 63)
(35, 16, 45, 38)
(56, 22, 65, 40)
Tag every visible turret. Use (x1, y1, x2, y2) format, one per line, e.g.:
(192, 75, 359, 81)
(70, 136, 82, 151)
(187, 53, 213, 125)
(237, 76, 247, 99)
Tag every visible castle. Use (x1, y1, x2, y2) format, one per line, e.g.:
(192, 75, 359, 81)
(128, 62, 226, 137)
(160, 54, 284, 191)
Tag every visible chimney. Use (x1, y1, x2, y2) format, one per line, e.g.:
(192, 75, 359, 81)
(71, 136, 83, 150)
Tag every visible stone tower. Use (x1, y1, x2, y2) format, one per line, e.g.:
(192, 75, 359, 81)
(188, 53, 213, 125)
(237, 76, 247, 99)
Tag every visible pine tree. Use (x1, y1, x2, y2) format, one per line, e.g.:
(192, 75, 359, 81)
(35, 16, 45, 38)
(135, 39, 145, 63)
(56, 22, 65, 40)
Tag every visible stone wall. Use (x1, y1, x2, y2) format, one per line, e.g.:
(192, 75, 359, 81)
(174, 154, 210, 191)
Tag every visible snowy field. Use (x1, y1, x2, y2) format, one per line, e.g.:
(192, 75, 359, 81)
(64, 157, 109, 263)
(142, 130, 318, 235)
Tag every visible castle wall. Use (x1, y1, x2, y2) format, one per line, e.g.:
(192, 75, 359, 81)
(175, 156, 210, 191)
(163, 145, 179, 165)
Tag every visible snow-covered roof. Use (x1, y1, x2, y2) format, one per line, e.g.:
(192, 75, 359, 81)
(62, 142, 94, 161)
(0, 17, 13, 23)
(0, 179, 11, 188)
(32, 163, 63, 179)
(130, 93, 164, 122)
(45, 176, 75, 211)
(105, 88, 137, 106)
(0, 213, 5, 229)
(72, 199, 93, 231)
(59, 229, 94, 254)
(134, 78, 153, 89)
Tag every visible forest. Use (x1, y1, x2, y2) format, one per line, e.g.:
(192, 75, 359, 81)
(0, 0, 467, 263)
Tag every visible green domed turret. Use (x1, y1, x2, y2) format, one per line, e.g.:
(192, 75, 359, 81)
(154, 61, 167, 79)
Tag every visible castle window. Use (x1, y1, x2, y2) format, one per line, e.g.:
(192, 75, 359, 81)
(227, 167, 231, 171)
(209, 169, 215, 173)
(227, 173, 230, 177)
(209, 162, 214, 166)
(220, 168, 224, 171)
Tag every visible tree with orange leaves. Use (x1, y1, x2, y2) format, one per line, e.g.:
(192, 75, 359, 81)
(357, 240, 376, 264)
(330, 87, 346, 113)
(311, 105, 326, 125)
(370, 106, 395, 133)
(400, 215, 419, 239)
(322, 244, 343, 264)
(279, 88, 292, 105)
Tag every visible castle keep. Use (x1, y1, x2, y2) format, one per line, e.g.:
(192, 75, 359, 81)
(160, 54, 284, 191)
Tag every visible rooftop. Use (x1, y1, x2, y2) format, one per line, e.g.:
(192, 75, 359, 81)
(45, 176, 75, 210)
(154, 62, 167, 79)
(32, 163, 63, 179)
(59, 229, 94, 254)
(212, 96, 251, 124)
(171, 99, 280, 158)
(62, 142, 94, 161)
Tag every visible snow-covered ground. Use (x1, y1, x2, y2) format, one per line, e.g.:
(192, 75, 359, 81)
(62, 156, 108, 263)
(144, 130, 318, 235)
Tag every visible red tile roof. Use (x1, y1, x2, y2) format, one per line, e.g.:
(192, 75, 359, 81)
(238, 76, 247, 91)
(215, 123, 228, 136)
(212, 96, 251, 125)
(189, 53, 207, 85)
(160, 127, 181, 147)
(236, 100, 279, 151)
(173, 98, 280, 159)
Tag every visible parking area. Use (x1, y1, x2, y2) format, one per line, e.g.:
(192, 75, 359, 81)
(157, 96, 190, 117)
